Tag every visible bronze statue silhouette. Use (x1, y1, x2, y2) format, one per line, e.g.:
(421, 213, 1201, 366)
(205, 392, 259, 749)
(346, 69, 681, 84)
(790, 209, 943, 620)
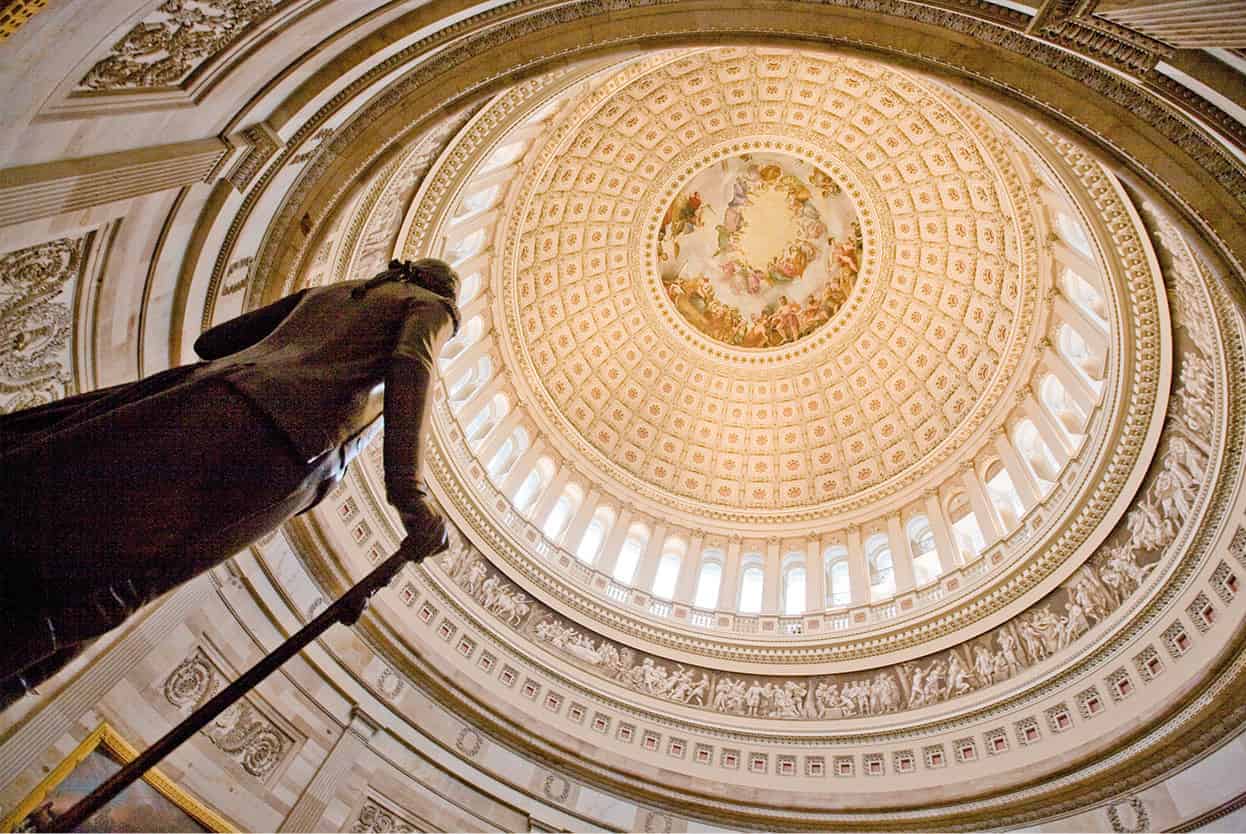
(0, 259, 460, 704)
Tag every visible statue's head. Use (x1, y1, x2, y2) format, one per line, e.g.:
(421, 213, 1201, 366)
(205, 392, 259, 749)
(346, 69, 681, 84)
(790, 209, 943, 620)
(352, 257, 462, 332)
(408, 257, 460, 304)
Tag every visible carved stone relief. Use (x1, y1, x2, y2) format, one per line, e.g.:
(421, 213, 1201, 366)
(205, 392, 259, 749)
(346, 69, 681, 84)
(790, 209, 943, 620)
(541, 774, 570, 803)
(342, 101, 486, 285)
(353, 797, 417, 833)
(226, 123, 282, 193)
(643, 811, 673, 833)
(0, 237, 80, 413)
(455, 726, 482, 757)
(163, 648, 294, 779)
(78, 0, 280, 91)
(1106, 796, 1149, 833)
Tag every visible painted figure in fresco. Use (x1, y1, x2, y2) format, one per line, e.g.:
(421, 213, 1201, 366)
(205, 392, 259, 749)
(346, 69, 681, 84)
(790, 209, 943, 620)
(659, 190, 706, 255)
(1062, 601, 1091, 647)
(0, 259, 459, 704)
(1017, 615, 1048, 662)
(908, 665, 927, 708)
(1125, 494, 1168, 551)
(660, 155, 862, 349)
(464, 558, 488, 596)
(832, 238, 860, 274)
(997, 631, 1021, 678)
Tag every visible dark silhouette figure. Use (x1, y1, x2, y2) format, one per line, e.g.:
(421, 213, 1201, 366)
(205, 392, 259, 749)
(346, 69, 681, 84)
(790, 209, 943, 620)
(0, 259, 460, 705)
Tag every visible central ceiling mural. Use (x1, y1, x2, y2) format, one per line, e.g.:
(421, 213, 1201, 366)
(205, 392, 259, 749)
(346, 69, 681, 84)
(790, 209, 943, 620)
(658, 152, 862, 348)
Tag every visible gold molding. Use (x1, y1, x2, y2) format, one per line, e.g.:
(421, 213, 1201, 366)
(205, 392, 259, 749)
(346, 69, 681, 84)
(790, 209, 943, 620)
(0, 722, 236, 833)
(0, 0, 48, 42)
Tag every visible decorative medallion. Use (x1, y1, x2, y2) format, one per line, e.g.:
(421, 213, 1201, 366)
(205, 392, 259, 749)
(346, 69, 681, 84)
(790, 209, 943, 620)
(658, 152, 860, 348)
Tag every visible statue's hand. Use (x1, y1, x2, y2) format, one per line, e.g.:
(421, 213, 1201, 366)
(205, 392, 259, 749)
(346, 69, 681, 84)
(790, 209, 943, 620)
(398, 498, 448, 562)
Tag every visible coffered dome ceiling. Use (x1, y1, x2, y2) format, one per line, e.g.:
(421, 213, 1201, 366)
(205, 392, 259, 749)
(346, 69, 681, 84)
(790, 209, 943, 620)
(493, 49, 1048, 520)
(368, 46, 1166, 665)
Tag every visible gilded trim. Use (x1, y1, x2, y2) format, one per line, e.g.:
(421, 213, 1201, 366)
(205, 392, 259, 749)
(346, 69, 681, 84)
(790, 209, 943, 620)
(0, 722, 236, 833)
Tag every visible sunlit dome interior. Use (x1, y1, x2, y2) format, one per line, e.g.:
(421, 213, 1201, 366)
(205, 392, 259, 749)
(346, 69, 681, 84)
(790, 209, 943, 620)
(373, 48, 1150, 659)
(3, 3, 1246, 832)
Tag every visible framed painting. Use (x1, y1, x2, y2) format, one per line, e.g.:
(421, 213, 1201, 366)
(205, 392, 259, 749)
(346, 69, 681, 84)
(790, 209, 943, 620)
(0, 722, 235, 832)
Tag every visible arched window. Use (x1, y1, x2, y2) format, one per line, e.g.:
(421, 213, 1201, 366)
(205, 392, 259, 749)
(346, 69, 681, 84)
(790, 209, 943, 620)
(446, 228, 486, 262)
(984, 462, 1025, 531)
(612, 523, 648, 584)
(1055, 211, 1093, 258)
(1058, 323, 1104, 384)
(824, 545, 851, 607)
(457, 271, 483, 306)
(783, 564, 806, 616)
(907, 516, 941, 586)
(652, 538, 685, 600)
(738, 562, 764, 614)
(1013, 420, 1059, 487)
(460, 395, 492, 439)
(458, 184, 502, 217)
(575, 506, 614, 565)
(439, 316, 482, 367)
(865, 534, 895, 600)
(1059, 267, 1107, 323)
(542, 483, 582, 543)
(481, 140, 526, 172)
(693, 554, 723, 609)
(467, 393, 508, 449)
(513, 455, 553, 515)
(448, 355, 491, 404)
(487, 435, 514, 479)
(947, 493, 986, 560)
(487, 426, 528, 481)
(1041, 374, 1087, 439)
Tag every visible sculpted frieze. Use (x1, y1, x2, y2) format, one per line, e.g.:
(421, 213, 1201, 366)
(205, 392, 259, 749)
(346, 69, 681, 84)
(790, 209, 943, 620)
(439, 528, 534, 629)
(78, 0, 280, 91)
(415, 126, 1168, 666)
(0, 237, 81, 414)
(163, 648, 295, 779)
(353, 797, 416, 834)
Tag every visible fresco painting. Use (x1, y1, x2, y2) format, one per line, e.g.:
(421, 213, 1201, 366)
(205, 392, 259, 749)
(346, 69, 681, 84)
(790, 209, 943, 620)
(658, 153, 861, 348)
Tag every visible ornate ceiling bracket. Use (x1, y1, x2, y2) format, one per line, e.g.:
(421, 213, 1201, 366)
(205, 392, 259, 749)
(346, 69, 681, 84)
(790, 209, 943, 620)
(1028, 0, 1173, 75)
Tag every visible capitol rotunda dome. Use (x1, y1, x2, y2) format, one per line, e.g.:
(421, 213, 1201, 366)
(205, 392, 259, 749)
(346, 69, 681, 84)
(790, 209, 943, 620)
(286, 45, 1226, 828)
(4, 5, 1246, 831)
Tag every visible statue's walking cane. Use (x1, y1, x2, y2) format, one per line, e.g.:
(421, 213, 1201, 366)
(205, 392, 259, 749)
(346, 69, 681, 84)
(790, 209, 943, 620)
(40, 531, 447, 833)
